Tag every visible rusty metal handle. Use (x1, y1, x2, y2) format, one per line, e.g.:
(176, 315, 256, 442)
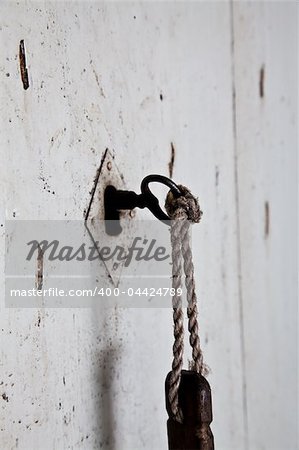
(140, 174, 182, 223)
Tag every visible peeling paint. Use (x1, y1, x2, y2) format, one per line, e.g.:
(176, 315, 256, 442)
(90, 59, 106, 98)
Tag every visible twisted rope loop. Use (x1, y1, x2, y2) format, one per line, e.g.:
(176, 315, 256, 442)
(165, 185, 204, 423)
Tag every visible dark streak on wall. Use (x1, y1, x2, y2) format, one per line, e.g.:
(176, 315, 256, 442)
(169, 142, 175, 179)
(264, 201, 270, 238)
(36, 245, 44, 290)
(19, 40, 29, 90)
(215, 166, 219, 187)
(259, 65, 265, 98)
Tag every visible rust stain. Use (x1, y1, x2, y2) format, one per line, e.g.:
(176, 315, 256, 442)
(168, 142, 175, 179)
(259, 65, 265, 98)
(264, 201, 270, 238)
(19, 40, 29, 90)
(35, 245, 44, 290)
(215, 166, 219, 187)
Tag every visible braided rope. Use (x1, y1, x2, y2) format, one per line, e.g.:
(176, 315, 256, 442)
(165, 185, 204, 422)
(168, 219, 184, 423)
(180, 219, 203, 374)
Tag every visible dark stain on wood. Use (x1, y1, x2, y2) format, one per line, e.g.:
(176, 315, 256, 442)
(215, 166, 219, 187)
(259, 65, 265, 98)
(169, 142, 175, 179)
(264, 201, 270, 238)
(2, 393, 9, 402)
(19, 40, 29, 90)
(36, 245, 44, 290)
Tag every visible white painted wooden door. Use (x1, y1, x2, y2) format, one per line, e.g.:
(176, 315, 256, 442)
(0, 2, 297, 449)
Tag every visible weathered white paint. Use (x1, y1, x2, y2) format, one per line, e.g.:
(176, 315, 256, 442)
(0, 2, 297, 450)
(232, 3, 298, 449)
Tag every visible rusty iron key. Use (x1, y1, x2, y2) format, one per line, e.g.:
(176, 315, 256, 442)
(165, 370, 214, 450)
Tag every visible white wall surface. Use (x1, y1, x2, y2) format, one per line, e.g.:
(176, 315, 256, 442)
(0, 2, 297, 450)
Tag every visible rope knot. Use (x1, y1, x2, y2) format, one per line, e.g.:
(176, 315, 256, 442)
(165, 185, 203, 222)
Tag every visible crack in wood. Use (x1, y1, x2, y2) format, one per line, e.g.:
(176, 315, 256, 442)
(84, 148, 109, 220)
(168, 142, 175, 179)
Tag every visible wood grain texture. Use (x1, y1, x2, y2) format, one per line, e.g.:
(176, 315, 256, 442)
(232, 3, 297, 450)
